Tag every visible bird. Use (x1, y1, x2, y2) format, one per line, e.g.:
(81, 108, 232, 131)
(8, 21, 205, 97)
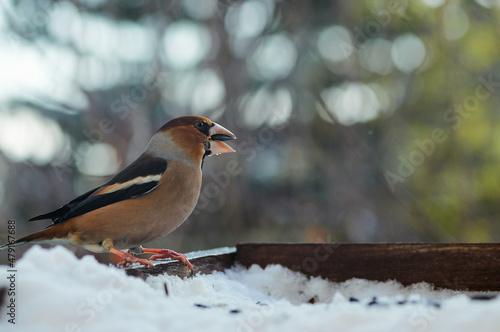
(0, 116, 236, 270)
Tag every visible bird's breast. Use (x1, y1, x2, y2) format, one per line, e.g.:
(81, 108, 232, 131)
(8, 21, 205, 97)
(137, 161, 202, 238)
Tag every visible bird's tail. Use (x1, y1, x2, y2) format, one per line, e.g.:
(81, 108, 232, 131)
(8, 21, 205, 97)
(0, 222, 74, 250)
(0, 230, 51, 250)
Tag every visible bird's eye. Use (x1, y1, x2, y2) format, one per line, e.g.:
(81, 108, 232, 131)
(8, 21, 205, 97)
(194, 121, 211, 135)
(194, 121, 205, 130)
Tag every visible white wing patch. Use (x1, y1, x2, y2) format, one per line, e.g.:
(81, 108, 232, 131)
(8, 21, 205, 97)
(95, 175, 162, 195)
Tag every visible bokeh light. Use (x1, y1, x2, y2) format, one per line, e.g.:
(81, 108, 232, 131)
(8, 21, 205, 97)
(75, 142, 119, 177)
(164, 68, 226, 114)
(162, 20, 212, 70)
(239, 86, 293, 128)
(391, 34, 426, 73)
(320, 83, 383, 125)
(359, 38, 393, 75)
(443, 4, 469, 41)
(0, 109, 66, 165)
(247, 33, 297, 80)
(420, 0, 446, 8)
(184, 0, 219, 20)
(317, 25, 354, 63)
(225, 0, 272, 40)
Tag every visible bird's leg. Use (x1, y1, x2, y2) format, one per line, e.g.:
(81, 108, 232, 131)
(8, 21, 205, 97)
(102, 240, 153, 268)
(142, 248, 193, 271)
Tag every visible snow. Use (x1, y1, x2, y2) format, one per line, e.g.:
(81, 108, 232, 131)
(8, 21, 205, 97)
(1, 245, 500, 332)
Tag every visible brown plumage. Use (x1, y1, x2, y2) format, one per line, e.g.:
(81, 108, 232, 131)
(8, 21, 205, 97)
(0, 116, 236, 269)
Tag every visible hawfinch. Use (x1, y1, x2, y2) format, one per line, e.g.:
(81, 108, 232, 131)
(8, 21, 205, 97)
(0, 116, 236, 270)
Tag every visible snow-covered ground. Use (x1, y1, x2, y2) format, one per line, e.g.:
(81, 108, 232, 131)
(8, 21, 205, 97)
(1, 245, 500, 332)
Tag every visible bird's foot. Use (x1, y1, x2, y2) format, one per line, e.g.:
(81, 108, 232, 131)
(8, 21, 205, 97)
(109, 247, 154, 268)
(142, 248, 193, 271)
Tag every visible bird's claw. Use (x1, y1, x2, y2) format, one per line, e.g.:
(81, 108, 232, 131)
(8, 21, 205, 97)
(117, 256, 154, 268)
(142, 248, 193, 271)
(109, 247, 154, 268)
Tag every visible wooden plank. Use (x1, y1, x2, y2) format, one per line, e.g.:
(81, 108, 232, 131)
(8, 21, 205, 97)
(125, 251, 236, 280)
(236, 243, 500, 291)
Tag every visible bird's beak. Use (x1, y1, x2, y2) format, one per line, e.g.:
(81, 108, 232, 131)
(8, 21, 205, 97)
(208, 123, 237, 155)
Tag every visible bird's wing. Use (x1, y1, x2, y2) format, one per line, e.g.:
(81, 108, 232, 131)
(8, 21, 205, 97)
(29, 154, 168, 226)
(28, 187, 99, 222)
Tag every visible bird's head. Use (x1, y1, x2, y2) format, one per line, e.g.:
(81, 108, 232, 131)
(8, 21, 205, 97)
(147, 116, 236, 165)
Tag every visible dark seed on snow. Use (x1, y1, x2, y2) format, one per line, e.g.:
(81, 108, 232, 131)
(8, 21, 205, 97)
(349, 297, 359, 302)
(163, 283, 169, 296)
(230, 309, 241, 314)
(427, 300, 441, 308)
(195, 303, 209, 308)
(308, 296, 319, 304)
(367, 297, 378, 306)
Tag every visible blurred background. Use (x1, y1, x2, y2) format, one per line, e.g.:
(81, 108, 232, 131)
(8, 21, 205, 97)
(1, 0, 500, 264)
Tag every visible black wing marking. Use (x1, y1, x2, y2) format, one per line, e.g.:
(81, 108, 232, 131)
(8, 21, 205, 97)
(29, 154, 167, 226)
(60, 181, 158, 222)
